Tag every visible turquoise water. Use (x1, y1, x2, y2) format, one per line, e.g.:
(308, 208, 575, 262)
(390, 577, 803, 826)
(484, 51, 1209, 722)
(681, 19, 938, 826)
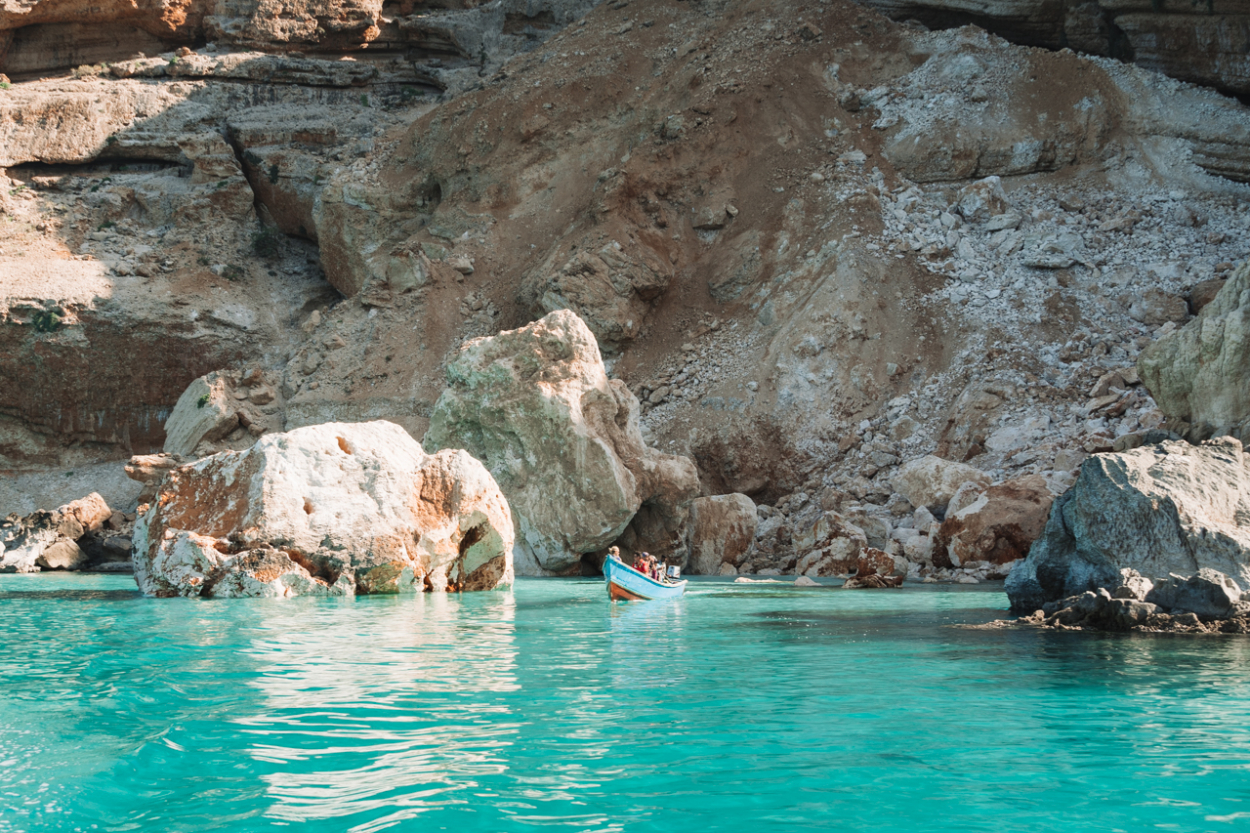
(3, 576, 1250, 832)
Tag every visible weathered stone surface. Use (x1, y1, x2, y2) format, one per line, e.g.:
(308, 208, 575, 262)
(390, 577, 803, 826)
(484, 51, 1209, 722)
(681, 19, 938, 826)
(0, 492, 112, 572)
(1139, 262, 1250, 439)
(523, 239, 672, 351)
(36, 538, 87, 570)
(57, 492, 113, 533)
(125, 453, 185, 503)
(1006, 437, 1250, 612)
(1127, 289, 1187, 325)
(687, 493, 757, 575)
(425, 310, 699, 575)
(856, 0, 1250, 97)
(931, 475, 1053, 568)
(843, 548, 905, 589)
(796, 511, 868, 577)
(133, 420, 514, 598)
(892, 455, 991, 512)
(163, 372, 241, 457)
(1147, 569, 1242, 619)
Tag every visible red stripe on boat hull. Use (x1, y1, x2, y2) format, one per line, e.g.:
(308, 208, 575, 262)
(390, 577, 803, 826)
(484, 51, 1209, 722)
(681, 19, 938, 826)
(608, 581, 648, 601)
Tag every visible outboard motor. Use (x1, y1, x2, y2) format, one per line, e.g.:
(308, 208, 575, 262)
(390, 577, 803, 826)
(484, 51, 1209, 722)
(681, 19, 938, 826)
(666, 565, 681, 581)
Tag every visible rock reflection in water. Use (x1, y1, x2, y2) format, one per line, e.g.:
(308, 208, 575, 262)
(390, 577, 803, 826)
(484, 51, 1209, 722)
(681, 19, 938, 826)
(236, 592, 519, 828)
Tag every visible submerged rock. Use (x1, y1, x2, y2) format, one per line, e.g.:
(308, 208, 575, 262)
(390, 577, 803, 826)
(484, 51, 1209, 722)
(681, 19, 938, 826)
(132, 421, 514, 598)
(1006, 437, 1250, 613)
(424, 310, 698, 575)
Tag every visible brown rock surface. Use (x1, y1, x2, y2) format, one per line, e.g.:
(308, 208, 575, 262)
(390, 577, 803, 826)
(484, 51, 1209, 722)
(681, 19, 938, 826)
(687, 493, 758, 575)
(931, 475, 1053, 570)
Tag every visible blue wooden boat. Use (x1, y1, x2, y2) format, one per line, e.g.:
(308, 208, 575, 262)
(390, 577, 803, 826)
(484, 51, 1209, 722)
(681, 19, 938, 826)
(604, 556, 687, 601)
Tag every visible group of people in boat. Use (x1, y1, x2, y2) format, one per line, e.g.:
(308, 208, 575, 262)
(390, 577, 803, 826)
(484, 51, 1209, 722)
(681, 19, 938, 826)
(608, 546, 678, 584)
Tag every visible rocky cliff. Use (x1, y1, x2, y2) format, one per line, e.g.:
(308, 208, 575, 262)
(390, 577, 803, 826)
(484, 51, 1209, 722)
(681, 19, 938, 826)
(2, 0, 1250, 579)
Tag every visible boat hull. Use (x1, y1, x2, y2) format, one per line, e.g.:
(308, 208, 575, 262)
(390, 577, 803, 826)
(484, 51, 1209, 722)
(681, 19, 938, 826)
(604, 558, 687, 601)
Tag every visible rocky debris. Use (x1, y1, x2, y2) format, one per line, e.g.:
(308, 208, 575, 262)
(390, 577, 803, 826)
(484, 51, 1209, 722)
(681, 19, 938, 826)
(856, 0, 1250, 98)
(843, 548, 905, 589)
(125, 453, 186, 503)
(0, 493, 133, 572)
(892, 456, 991, 513)
(1148, 569, 1243, 620)
(931, 475, 1053, 574)
(162, 369, 283, 458)
(794, 511, 870, 577)
(523, 238, 672, 351)
(0, 0, 599, 92)
(794, 575, 821, 587)
(425, 310, 699, 575)
(686, 493, 757, 576)
(1006, 437, 1250, 613)
(1139, 262, 1250, 441)
(132, 421, 514, 598)
(999, 567, 1250, 635)
(1189, 278, 1228, 315)
(6, 0, 1250, 557)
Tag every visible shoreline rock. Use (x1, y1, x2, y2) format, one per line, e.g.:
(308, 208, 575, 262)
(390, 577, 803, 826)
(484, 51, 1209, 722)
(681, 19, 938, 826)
(132, 421, 514, 598)
(1006, 436, 1250, 613)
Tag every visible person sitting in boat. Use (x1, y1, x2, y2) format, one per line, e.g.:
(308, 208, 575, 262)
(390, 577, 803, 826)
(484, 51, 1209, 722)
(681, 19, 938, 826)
(608, 546, 623, 564)
(633, 552, 650, 574)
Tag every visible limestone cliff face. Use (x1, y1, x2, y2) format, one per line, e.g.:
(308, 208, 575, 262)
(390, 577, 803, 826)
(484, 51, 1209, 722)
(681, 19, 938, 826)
(4, 0, 1250, 587)
(1139, 261, 1250, 440)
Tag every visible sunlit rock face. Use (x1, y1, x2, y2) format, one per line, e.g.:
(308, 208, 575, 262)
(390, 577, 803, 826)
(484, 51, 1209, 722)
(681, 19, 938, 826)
(425, 310, 699, 576)
(1007, 437, 1250, 613)
(1140, 262, 1250, 442)
(133, 420, 514, 597)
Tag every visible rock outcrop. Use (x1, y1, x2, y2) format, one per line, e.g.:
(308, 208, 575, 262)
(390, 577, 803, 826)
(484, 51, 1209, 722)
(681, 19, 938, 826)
(1139, 262, 1250, 441)
(424, 310, 699, 575)
(931, 475, 1053, 573)
(1002, 567, 1250, 634)
(132, 421, 514, 597)
(795, 512, 871, 577)
(1006, 437, 1250, 612)
(162, 368, 282, 457)
(687, 493, 757, 576)
(843, 548, 905, 589)
(0, 492, 130, 572)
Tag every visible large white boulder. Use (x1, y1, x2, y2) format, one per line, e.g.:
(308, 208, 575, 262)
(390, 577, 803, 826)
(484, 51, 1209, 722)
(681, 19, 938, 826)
(1006, 437, 1250, 612)
(424, 310, 699, 575)
(133, 421, 514, 598)
(931, 475, 1053, 572)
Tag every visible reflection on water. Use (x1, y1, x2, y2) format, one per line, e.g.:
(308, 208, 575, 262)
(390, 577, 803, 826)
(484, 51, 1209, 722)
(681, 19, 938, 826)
(238, 593, 520, 830)
(3, 575, 1250, 833)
